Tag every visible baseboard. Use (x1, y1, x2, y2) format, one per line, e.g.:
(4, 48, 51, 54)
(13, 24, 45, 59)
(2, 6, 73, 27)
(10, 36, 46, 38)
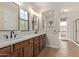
(60, 39, 69, 41)
(46, 44, 59, 48)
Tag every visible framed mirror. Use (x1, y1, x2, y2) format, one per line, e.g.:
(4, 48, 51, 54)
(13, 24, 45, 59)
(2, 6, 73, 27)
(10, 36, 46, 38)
(19, 8, 29, 31)
(0, 2, 19, 30)
(32, 15, 39, 30)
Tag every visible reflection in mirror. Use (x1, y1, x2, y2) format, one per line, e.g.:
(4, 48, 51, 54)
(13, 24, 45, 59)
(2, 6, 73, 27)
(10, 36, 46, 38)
(32, 15, 39, 31)
(0, 2, 19, 30)
(19, 8, 29, 31)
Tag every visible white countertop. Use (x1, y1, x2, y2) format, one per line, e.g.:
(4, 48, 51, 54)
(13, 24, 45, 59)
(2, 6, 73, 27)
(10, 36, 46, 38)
(0, 32, 46, 48)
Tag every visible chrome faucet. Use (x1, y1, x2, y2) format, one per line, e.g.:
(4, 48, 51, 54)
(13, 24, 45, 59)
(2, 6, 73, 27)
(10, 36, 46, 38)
(10, 31, 14, 38)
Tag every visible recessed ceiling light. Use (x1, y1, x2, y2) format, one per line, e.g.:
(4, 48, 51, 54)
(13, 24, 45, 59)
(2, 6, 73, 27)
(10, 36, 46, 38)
(63, 9, 68, 12)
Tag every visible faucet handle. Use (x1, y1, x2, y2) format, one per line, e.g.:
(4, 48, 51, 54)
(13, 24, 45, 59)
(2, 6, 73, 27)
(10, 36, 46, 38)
(14, 34, 18, 38)
(4, 35, 8, 39)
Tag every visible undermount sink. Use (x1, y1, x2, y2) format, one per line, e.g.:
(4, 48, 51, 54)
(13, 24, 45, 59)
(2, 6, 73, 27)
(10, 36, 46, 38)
(0, 36, 25, 41)
(0, 33, 45, 42)
(15, 36, 25, 39)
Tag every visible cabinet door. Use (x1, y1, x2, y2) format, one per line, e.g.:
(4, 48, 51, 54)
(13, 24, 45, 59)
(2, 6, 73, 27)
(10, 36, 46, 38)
(9, 49, 22, 57)
(42, 34, 46, 47)
(23, 44, 33, 57)
(0, 46, 11, 57)
(33, 46, 39, 57)
(39, 38, 43, 51)
(14, 41, 27, 51)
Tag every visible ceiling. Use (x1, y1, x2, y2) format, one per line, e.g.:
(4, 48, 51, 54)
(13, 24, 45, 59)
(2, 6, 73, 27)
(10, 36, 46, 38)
(31, 2, 79, 12)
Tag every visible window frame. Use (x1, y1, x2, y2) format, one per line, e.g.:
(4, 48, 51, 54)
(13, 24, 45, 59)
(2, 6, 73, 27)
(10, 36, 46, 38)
(19, 8, 29, 31)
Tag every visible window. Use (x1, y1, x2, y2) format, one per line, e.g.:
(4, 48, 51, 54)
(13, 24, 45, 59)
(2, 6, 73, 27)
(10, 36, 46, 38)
(19, 9, 29, 30)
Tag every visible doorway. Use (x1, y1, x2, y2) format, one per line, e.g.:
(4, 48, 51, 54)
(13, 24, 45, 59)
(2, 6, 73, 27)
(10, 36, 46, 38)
(59, 17, 67, 41)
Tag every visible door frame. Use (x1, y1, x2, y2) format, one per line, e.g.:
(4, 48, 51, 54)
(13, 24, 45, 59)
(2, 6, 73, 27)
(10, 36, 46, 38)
(59, 17, 68, 40)
(73, 18, 79, 44)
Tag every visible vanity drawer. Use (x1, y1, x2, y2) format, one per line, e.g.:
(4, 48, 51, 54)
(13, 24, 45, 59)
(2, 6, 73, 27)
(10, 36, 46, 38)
(14, 41, 28, 50)
(34, 42, 39, 47)
(0, 46, 11, 57)
(39, 35, 42, 39)
(34, 36, 39, 42)
(34, 40, 39, 45)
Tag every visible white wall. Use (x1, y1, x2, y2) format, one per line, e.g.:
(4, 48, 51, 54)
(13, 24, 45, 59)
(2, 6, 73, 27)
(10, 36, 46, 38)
(42, 8, 60, 48)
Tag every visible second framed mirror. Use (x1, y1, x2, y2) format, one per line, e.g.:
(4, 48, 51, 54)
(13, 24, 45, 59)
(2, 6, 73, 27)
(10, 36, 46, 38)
(32, 15, 39, 31)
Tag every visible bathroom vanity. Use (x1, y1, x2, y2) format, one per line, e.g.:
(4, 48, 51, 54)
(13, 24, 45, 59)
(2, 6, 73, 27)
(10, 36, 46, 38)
(0, 2, 46, 57)
(0, 33, 46, 57)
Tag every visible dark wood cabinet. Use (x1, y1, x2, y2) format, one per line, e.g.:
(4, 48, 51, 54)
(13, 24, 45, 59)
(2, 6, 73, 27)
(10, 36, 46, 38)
(42, 34, 46, 48)
(39, 34, 46, 51)
(0, 46, 11, 57)
(13, 41, 27, 51)
(23, 43, 33, 57)
(0, 34, 46, 57)
(23, 39, 33, 57)
(33, 36, 40, 57)
(33, 45, 39, 57)
(9, 49, 22, 57)
(39, 37, 43, 51)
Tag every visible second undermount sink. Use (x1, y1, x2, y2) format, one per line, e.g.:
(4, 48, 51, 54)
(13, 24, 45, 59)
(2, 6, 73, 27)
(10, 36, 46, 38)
(11, 36, 25, 40)
(3, 36, 25, 41)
